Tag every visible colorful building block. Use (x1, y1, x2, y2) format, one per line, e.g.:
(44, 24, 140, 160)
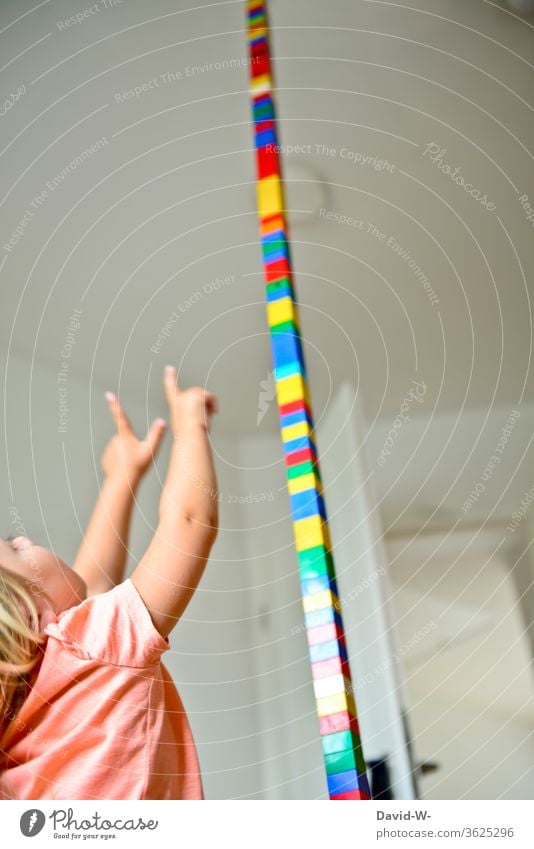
(266, 296, 298, 329)
(309, 638, 348, 664)
(257, 175, 283, 217)
(292, 515, 331, 552)
(247, 0, 369, 801)
(325, 749, 359, 775)
(316, 689, 356, 718)
(298, 545, 334, 579)
(324, 711, 362, 736)
(275, 372, 309, 408)
(305, 606, 342, 629)
(302, 589, 339, 614)
(321, 729, 353, 756)
(260, 213, 285, 236)
(306, 621, 344, 647)
(313, 673, 347, 699)
(327, 769, 366, 797)
(281, 419, 311, 442)
(256, 127, 276, 147)
(288, 471, 321, 496)
(331, 789, 371, 801)
(256, 144, 279, 179)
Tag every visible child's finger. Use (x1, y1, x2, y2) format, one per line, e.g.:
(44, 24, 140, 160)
(163, 365, 180, 402)
(105, 391, 134, 434)
(146, 418, 167, 455)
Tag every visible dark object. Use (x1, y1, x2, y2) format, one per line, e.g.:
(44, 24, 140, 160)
(419, 761, 440, 776)
(368, 758, 393, 800)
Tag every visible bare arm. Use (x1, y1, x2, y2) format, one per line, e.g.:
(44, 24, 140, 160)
(73, 393, 166, 596)
(131, 366, 219, 637)
(73, 475, 137, 596)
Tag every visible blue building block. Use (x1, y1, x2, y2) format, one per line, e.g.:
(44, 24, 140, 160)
(305, 606, 343, 629)
(309, 639, 348, 663)
(256, 128, 276, 148)
(266, 279, 293, 303)
(284, 433, 317, 455)
(290, 488, 327, 522)
(327, 769, 361, 796)
(280, 407, 312, 429)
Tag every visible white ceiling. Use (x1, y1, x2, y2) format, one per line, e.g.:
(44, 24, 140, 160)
(1, 0, 533, 438)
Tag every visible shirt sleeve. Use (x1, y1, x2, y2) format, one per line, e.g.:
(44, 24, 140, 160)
(44, 578, 170, 668)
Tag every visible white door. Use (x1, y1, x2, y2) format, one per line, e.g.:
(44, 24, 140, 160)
(316, 381, 418, 799)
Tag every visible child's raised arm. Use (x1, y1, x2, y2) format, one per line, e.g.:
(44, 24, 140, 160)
(73, 395, 167, 596)
(131, 366, 219, 638)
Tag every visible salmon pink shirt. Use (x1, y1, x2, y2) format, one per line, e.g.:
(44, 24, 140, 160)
(0, 579, 203, 800)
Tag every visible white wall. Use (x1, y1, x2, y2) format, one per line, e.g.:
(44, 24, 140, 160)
(387, 532, 534, 800)
(412, 696, 534, 800)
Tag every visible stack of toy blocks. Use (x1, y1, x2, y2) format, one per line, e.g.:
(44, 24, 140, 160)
(246, 1, 371, 800)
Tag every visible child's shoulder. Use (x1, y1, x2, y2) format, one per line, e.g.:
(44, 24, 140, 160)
(44, 578, 169, 668)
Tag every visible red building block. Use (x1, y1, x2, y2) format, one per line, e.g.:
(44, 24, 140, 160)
(256, 144, 279, 178)
(330, 789, 371, 801)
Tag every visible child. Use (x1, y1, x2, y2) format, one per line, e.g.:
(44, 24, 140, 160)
(0, 366, 219, 800)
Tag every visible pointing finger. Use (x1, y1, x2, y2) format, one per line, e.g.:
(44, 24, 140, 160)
(105, 391, 134, 435)
(146, 418, 167, 455)
(163, 365, 180, 402)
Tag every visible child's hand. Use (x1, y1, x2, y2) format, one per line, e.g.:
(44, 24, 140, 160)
(102, 392, 167, 485)
(164, 365, 218, 435)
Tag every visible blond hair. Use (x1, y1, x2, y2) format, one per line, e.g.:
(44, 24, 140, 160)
(0, 566, 43, 737)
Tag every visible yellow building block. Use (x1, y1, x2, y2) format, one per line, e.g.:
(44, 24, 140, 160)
(266, 296, 297, 328)
(257, 175, 283, 217)
(276, 372, 309, 408)
(293, 514, 323, 550)
(250, 73, 271, 95)
(293, 515, 331, 552)
(316, 690, 357, 718)
(302, 589, 339, 614)
(287, 472, 322, 496)
(249, 24, 267, 39)
(281, 420, 312, 443)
